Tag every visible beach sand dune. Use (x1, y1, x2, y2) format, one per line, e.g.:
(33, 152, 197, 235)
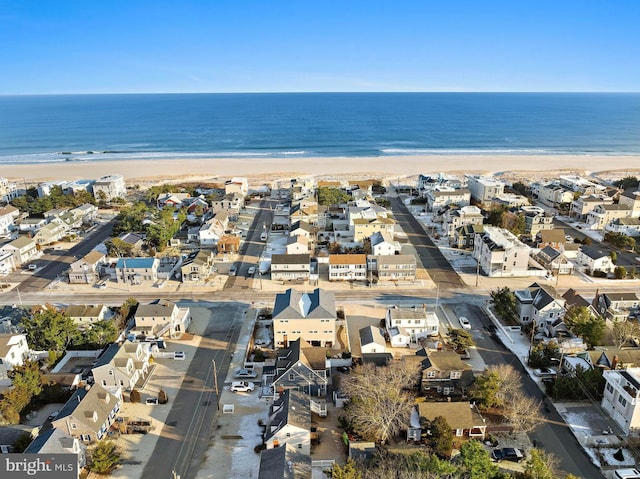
(6, 154, 640, 185)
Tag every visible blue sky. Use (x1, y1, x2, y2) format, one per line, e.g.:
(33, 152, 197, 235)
(1, 0, 639, 94)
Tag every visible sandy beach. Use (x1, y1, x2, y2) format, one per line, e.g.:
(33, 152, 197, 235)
(6, 154, 640, 185)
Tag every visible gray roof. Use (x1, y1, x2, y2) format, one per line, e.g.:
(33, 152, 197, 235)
(580, 246, 609, 260)
(65, 304, 105, 318)
(290, 220, 312, 233)
(265, 389, 310, 442)
(374, 254, 416, 265)
(24, 428, 77, 454)
(258, 444, 312, 479)
(136, 300, 177, 318)
(271, 254, 310, 265)
(53, 384, 118, 434)
(92, 343, 120, 368)
(359, 326, 385, 348)
(273, 288, 335, 320)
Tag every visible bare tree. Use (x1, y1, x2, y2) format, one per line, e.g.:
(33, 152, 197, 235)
(611, 320, 640, 349)
(341, 362, 420, 444)
(502, 390, 543, 432)
(491, 364, 522, 406)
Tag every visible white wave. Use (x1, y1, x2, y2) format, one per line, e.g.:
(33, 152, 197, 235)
(379, 148, 555, 155)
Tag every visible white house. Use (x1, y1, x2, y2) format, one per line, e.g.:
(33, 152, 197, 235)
(93, 174, 126, 202)
(198, 217, 226, 246)
(514, 283, 566, 334)
(224, 177, 249, 196)
(0, 333, 30, 382)
(0, 236, 40, 266)
(359, 326, 386, 354)
(473, 226, 530, 277)
(385, 307, 439, 346)
(0, 205, 19, 237)
(605, 218, 640, 237)
(91, 342, 151, 392)
(601, 368, 640, 435)
(425, 187, 471, 212)
(443, 205, 484, 238)
(285, 235, 310, 255)
(369, 231, 396, 256)
(466, 176, 505, 206)
(328, 254, 367, 281)
(576, 246, 616, 275)
(133, 300, 191, 338)
(264, 390, 311, 454)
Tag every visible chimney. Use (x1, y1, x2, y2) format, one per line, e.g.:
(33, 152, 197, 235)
(612, 355, 619, 370)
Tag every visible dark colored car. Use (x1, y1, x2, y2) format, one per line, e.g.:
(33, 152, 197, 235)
(491, 447, 525, 462)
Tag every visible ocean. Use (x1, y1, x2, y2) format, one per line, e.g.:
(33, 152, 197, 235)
(0, 93, 639, 165)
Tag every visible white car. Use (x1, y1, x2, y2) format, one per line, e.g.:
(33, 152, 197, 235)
(173, 351, 186, 360)
(458, 317, 471, 330)
(234, 368, 257, 379)
(247, 266, 256, 275)
(230, 381, 255, 393)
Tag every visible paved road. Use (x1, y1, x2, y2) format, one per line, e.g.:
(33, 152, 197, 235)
(455, 302, 604, 479)
(390, 196, 465, 290)
(141, 301, 245, 479)
(18, 220, 115, 292)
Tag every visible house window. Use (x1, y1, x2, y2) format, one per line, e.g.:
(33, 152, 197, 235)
(606, 383, 614, 394)
(427, 371, 436, 378)
(289, 373, 295, 381)
(81, 434, 91, 441)
(451, 371, 461, 379)
(71, 423, 77, 429)
(456, 429, 463, 437)
(286, 433, 291, 437)
(618, 396, 627, 407)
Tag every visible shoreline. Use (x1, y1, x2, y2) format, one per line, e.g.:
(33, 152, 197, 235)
(6, 154, 640, 184)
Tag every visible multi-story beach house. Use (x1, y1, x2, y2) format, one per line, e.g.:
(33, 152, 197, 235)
(524, 211, 554, 236)
(0, 177, 20, 203)
(91, 342, 151, 392)
(352, 217, 395, 242)
(0, 235, 40, 266)
(224, 177, 248, 196)
(271, 254, 311, 282)
(601, 368, 640, 435)
(368, 254, 417, 282)
(210, 193, 244, 217)
(534, 182, 574, 207)
(425, 187, 471, 212)
(385, 307, 439, 345)
(0, 205, 19, 237)
(133, 299, 191, 338)
(328, 254, 367, 281)
(263, 389, 311, 454)
(115, 257, 159, 284)
(68, 250, 105, 284)
(473, 226, 530, 277)
(618, 189, 640, 217)
(93, 174, 126, 202)
(51, 385, 122, 444)
(0, 333, 30, 383)
(443, 205, 484, 238)
(272, 288, 336, 348)
(24, 428, 86, 475)
(605, 218, 640, 237)
(267, 338, 329, 397)
(466, 175, 505, 206)
(514, 283, 566, 333)
(587, 204, 631, 230)
(570, 194, 614, 220)
(592, 291, 640, 322)
(576, 246, 616, 275)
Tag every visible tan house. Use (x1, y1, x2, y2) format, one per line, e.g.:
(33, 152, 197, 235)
(407, 401, 486, 442)
(587, 204, 631, 230)
(328, 254, 367, 281)
(618, 189, 640, 217)
(180, 249, 215, 283)
(286, 235, 310, 255)
(51, 384, 122, 444)
(0, 235, 40, 266)
(68, 250, 106, 284)
(65, 304, 108, 329)
(272, 288, 336, 348)
(134, 300, 191, 338)
(290, 202, 320, 225)
(368, 254, 416, 282)
(352, 217, 395, 242)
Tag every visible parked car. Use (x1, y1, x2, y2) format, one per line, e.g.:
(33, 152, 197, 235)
(229, 265, 237, 276)
(146, 397, 159, 405)
(337, 366, 351, 373)
(27, 263, 38, 271)
(614, 468, 640, 479)
(234, 368, 257, 379)
(47, 410, 60, 421)
(492, 447, 525, 462)
(458, 316, 471, 329)
(247, 266, 256, 276)
(533, 367, 557, 378)
(174, 351, 186, 360)
(230, 381, 255, 393)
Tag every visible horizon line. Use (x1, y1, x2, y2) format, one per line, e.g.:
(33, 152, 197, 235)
(1, 90, 640, 97)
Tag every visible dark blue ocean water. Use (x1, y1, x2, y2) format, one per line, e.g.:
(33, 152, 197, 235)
(0, 93, 639, 165)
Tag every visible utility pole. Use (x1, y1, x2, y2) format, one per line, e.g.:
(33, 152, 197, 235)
(212, 359, 220, 411)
